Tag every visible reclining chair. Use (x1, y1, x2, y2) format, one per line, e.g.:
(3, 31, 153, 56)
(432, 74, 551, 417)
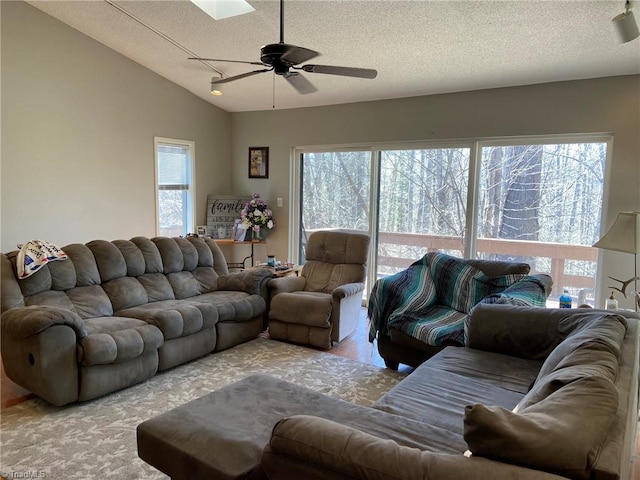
(268, 230, 370, 349)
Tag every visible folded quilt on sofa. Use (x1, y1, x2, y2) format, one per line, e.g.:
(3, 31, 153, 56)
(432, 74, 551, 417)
(368, 253, 548, 347)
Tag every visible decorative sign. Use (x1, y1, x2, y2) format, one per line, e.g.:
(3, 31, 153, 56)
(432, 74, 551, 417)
(206, 195, 249, 239)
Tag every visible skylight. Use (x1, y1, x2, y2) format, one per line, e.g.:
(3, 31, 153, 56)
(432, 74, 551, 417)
(190, 0, 255, 21)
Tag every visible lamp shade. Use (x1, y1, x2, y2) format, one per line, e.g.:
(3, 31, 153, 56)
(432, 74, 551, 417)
(593, 211, 640, 254)
(613, 10, 640, 43)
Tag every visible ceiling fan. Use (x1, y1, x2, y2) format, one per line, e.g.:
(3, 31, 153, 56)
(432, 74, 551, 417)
(188, 0, 377, 94)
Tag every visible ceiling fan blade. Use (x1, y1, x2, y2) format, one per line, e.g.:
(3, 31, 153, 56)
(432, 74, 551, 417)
(212, 69, 272, 84)
(284, 72, 317, 95)
(280, 45, 320, 65)
(301, 64, 377, 79)
(189, 57, 265, 66)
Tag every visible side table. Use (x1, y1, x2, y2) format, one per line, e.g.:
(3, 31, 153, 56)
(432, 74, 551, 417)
(243, 265, 302, 277)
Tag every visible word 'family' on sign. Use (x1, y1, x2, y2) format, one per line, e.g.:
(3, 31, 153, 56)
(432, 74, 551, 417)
(206, 195, 250, 239)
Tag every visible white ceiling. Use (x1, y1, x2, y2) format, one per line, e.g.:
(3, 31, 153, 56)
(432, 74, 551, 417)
(26, 0, 640, 113)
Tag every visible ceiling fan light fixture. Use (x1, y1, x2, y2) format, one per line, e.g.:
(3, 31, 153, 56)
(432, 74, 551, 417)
(211, 76, 223, 95)
(191, 0, 254, 21)
(613, 0, 640, 43)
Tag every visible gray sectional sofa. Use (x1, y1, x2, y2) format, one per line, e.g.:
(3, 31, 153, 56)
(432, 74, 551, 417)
(1, 236, 272, 406)
(261, 304, 640, 479)
(137, 303, 640, 480)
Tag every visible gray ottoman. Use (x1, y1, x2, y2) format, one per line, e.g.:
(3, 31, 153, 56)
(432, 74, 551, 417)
(137, 373, 361, 480)
(137, 373, 444, 480)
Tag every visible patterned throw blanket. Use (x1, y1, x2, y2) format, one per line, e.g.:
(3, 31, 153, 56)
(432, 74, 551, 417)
(368, 253, 549, 347)
(17, 240, 68, 279)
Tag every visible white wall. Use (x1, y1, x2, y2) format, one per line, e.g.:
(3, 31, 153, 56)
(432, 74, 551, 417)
(1, 1, 231, 250)
(230, 75, 640, 308)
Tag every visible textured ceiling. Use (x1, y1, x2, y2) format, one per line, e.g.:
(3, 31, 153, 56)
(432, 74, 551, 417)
(26, 0, 640, 112)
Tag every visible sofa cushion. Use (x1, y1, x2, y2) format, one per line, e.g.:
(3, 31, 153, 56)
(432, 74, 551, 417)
(103, 277, 149, 311)
(517, 364, 617, 412)
(87, 240, 127, 282)
(117, 300, 218, 339)
(269, 291, 332, 327)
(534, 312, 627, 383)
(66, 285, 114, 319)
(374, 365, 523, 435)
(79, 317, 163, 366)
(266, 415, 567, 480)
(64, 243, 102, 286)
(167, 271, 201, 299)
(47, 257, 77, 291)
(464, 375, 619, 480)
(424, 347, 543, 395)
(113, 239, 146, 277)
(195, 291, 266, 322)
(130, 237, 164, 273)
(154, 237, 184, 274)
(137, 273, 175, 302)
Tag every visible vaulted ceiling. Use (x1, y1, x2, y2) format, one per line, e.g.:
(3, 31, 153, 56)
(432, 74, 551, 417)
(27, 0, 640, 112)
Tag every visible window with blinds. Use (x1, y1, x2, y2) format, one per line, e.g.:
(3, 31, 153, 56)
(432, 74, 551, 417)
(154, 137, 195, 237)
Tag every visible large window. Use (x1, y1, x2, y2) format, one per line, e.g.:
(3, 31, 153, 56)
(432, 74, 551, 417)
(299, 150, 371, 260)
(154, 137, 195, 237)
(378, 147, 471, 275)
(294, 135, 610, 304)
(475, 141, 607, 300)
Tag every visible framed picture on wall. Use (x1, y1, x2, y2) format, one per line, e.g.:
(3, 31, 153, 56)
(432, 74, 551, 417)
(248, 147, 269, 179)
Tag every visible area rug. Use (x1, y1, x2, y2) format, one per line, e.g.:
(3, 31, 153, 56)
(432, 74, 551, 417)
(1, 337, 403, 479)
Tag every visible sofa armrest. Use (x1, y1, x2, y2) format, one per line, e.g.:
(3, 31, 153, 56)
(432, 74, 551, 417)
(1, 305, 87, 339)
(268, 276, 307, 297)
(217, 268, 273, 296)
(1, 306, 84, 406)
(332, 282, 365, 300)
(264, 415, 567, 480)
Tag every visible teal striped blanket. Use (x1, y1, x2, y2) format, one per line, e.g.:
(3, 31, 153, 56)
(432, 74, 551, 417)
(368, 252, 549, 347)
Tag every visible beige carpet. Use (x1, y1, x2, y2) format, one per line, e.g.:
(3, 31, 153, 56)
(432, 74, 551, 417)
(0, 338, 403, 479)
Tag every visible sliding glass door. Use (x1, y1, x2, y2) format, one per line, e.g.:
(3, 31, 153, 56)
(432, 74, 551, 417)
(377, 147, 470, 276)
(475, 141, 607, 299)
(298, 150, 372, 261)
(295, 135, 609, 304)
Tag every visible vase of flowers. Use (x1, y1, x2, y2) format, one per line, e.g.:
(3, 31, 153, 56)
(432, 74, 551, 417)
(241, 193, 274, 242)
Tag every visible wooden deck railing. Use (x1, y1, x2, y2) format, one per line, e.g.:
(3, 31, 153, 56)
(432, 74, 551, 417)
(376, 232, 598, 297)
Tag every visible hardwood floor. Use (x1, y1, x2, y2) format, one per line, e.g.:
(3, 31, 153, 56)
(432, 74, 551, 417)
(1, 309, 639, 479)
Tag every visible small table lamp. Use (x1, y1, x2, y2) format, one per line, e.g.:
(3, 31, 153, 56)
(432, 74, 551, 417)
(593, 211, 640, 311)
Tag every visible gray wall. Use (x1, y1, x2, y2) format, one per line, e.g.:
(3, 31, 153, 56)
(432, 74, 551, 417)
(231, 75, 640, 308)
(1, 1, 231, 250)
(3, 1, 639, 307)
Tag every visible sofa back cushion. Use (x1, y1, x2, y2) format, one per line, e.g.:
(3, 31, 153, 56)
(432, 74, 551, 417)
(514, 312, 627, 412)
(7, 243, 116, 319)
(534, 312, 626, 384)
(87, 240, 127, 282)
(466, 258, 530, 277)
(1, 254, 25, 312)
(302, 230, 369, 294)
(2, 236, 228, 316)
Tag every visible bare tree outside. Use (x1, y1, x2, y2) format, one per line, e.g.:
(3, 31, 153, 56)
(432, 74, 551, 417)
(299, 140, 607, 300)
